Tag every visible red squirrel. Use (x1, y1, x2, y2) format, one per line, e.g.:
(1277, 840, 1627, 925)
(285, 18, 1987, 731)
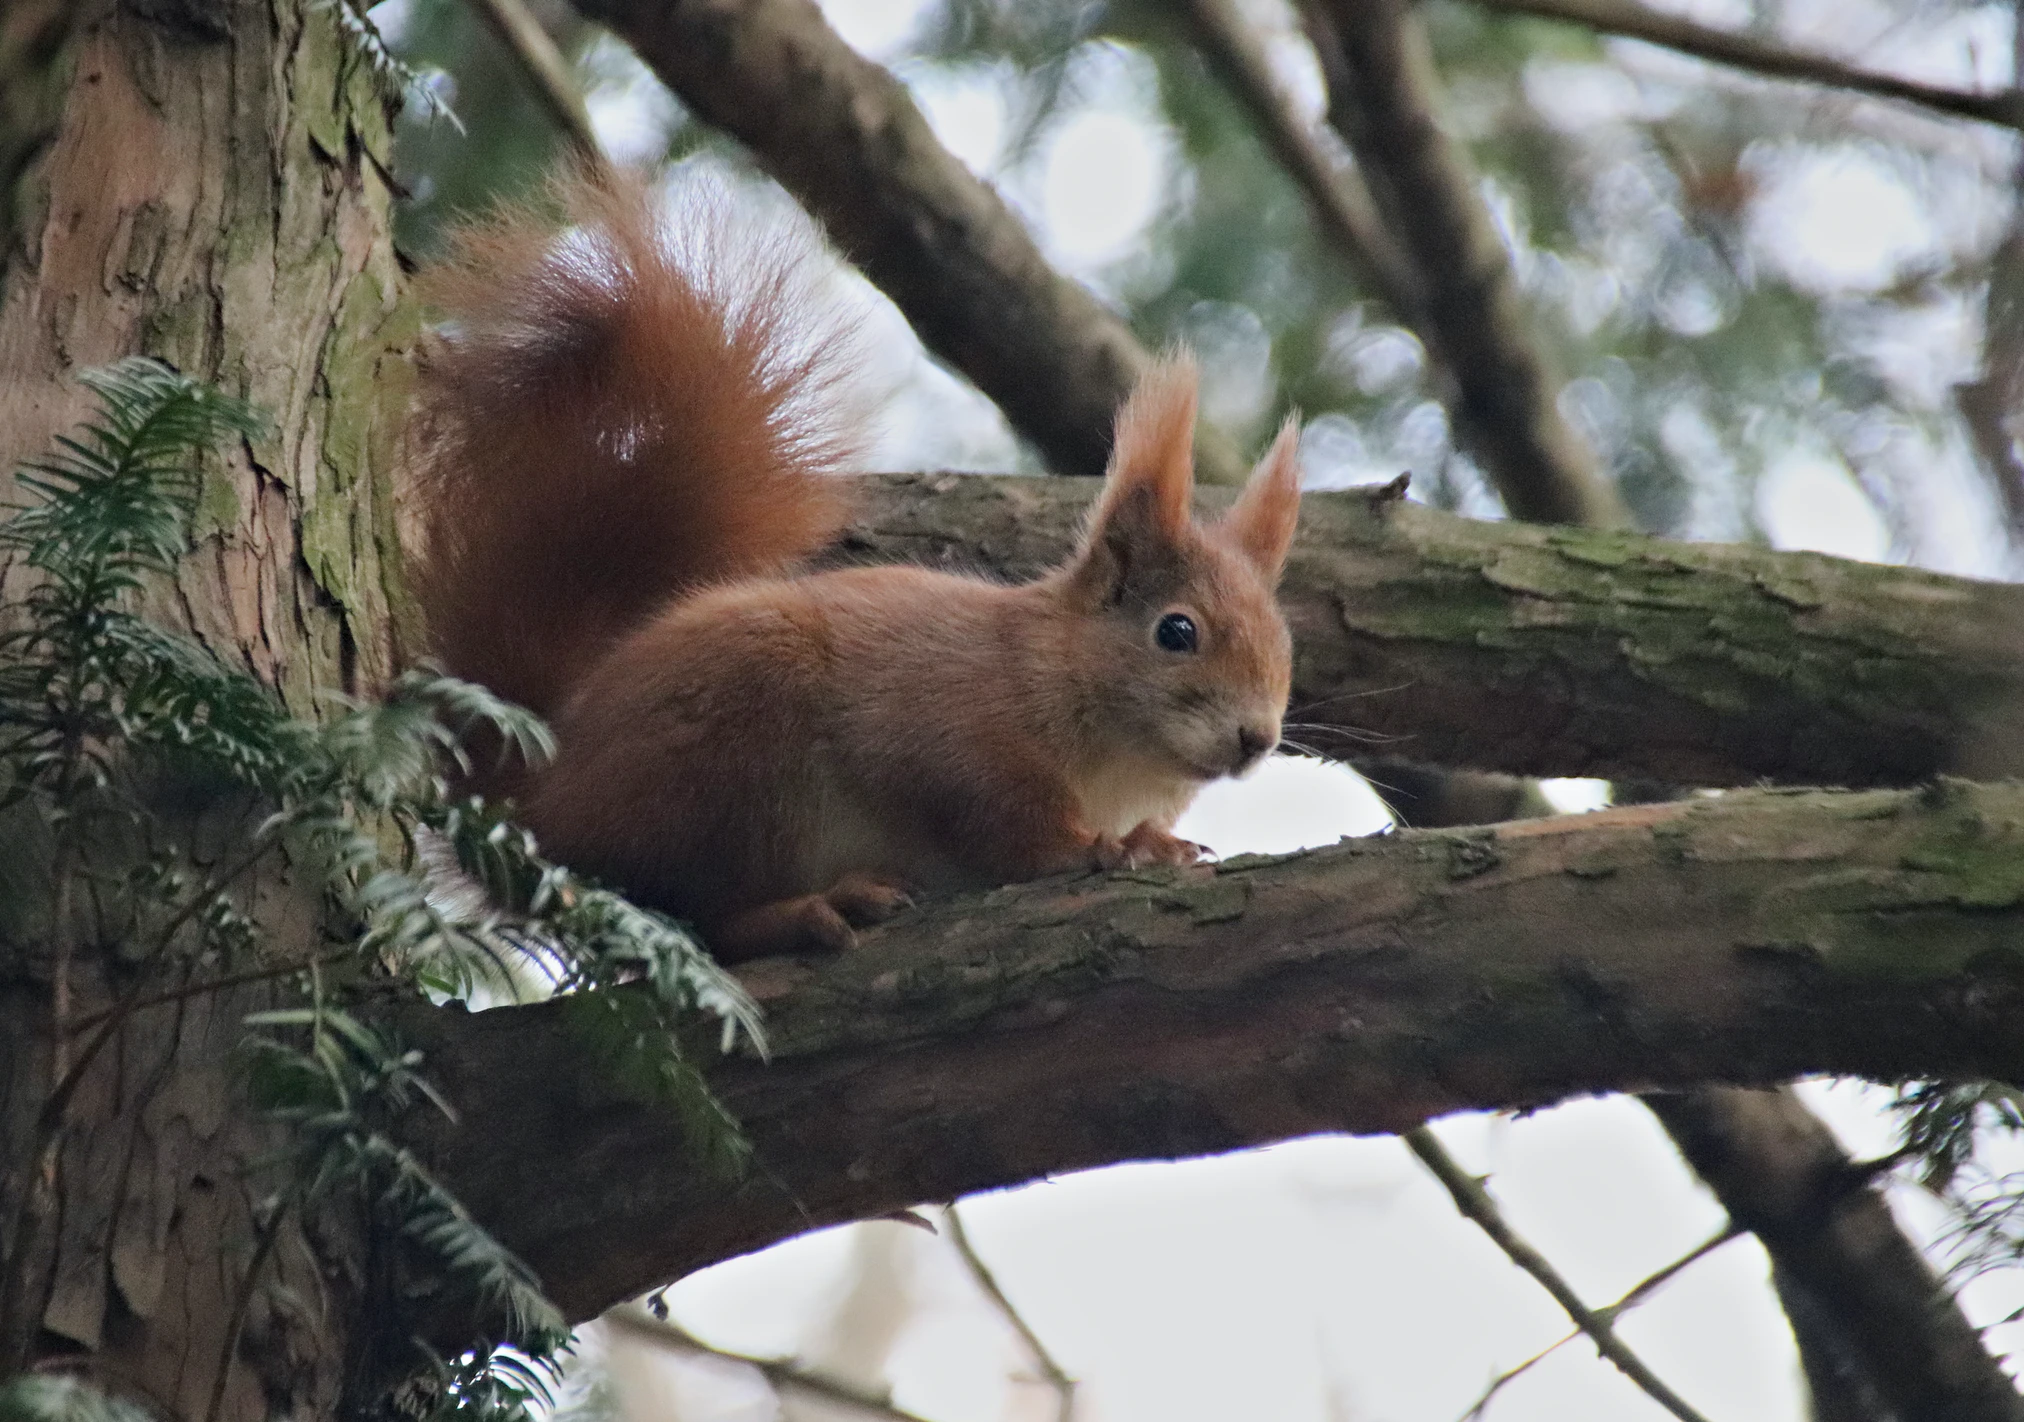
(405, 171, 1302, 961)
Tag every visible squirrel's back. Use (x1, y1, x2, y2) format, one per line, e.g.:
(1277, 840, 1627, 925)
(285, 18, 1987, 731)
(406, 168, 867, 718)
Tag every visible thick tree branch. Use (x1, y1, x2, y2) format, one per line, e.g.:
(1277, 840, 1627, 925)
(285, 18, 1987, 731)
(1775, 1267, 1899, 1422)
(1648, 1087, 2024, 1422)
(408, 782, 2024, 1321)
(841, 474, 2024, 789)
(1468, 0, 2024, 135)
(1303, 0, 1627, 528)
(563, 0, 1246, 482)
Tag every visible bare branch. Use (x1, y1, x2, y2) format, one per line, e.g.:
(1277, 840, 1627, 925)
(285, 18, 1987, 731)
(1405, 1127, 1713, 1422)
(563, 0, 1246, 482)
(1647, 1087, 2024, 1422)
(1303, 0, 1628, 528)
(1453, 1223, 1742, 1421)
(408, 781, 2024, 1320)
(944, 1206, 1075, 1422)
(1957, 4, 2024, 549)
(603, 1304, 942, 1422)
(463, 0, 605, 165)
(1175, 0, 1422, 319)
(1468, 0, 2024, 134)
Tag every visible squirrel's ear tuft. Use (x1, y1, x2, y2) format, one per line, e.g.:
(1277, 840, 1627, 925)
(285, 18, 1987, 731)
(1071, 359, 1198, 602)
(1221, 416, 1301, 583)
(1103, 357, 1198, 540)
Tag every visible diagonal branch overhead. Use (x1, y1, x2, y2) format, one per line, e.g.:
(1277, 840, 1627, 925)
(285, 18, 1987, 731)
(407, 781, 2024, 1320)
(842, 475, 2024, 789)
(563, 0, 1248, 482)
(1175, 0, 1422, 321)
(1303, 0, 1627, 528)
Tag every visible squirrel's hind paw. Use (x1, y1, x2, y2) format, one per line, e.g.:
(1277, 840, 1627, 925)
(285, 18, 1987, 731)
(714, 875, 914, 959)
(824, 873, 915, 927)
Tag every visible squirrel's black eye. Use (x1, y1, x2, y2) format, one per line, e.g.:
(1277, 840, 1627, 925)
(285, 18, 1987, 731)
(1155, 612, 1199, 654)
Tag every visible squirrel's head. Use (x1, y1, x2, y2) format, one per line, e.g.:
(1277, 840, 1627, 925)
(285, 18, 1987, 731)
(1055, 358, 1301, 785)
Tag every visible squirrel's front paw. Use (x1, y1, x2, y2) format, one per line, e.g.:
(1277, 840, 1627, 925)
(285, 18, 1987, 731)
(1093, 822, 1204, 870)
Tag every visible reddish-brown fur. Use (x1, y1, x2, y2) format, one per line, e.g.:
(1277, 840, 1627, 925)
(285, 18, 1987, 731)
(406, 170, 1304, 961)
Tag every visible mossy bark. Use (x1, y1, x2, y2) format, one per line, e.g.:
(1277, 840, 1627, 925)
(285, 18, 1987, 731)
(839, 474, 2024, 789)
(409, 781, 2024, 1320)
(0, 0, 412, 1414)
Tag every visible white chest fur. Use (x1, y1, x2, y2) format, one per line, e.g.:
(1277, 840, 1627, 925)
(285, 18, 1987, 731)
(1070, 754, 1201, 839)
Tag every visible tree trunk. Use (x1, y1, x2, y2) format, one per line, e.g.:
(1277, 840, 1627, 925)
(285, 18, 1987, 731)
(0, 0, 410, 1414)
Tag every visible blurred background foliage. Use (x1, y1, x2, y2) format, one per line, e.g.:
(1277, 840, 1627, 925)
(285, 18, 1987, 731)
(372, 0, 2016, 576)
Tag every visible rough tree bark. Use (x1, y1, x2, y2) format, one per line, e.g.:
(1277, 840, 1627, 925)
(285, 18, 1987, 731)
(407, 781, 2024, 1319)
(0, 0, 411, 1413)
(0, 0, 86, 252)
(1651, 1088, 2022, 1422)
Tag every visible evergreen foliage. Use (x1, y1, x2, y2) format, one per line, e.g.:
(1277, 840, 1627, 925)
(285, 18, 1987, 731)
(1, 359, 761, 1419)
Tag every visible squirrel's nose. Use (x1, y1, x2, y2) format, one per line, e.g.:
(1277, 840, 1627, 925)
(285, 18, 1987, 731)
(1236, 724, 1277, 765)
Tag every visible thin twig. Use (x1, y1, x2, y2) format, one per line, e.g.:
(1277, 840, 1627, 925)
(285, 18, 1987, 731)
(1176, 0, 1423, 319)
(1957, 2, 2024, 547)
(1458, 1333, 1568, 1422)
(1467, 0, 2024, 132)
(462, 0, 605, 165)
(945, 1204, 1077, 1422)
(1405, 1125, 1715, 1422)
(203, 1193, 290, 1422)
(65, 949, 350, 1034)
(1452, 1222, 1744, 1421)
(602, 1304, 942, 1422)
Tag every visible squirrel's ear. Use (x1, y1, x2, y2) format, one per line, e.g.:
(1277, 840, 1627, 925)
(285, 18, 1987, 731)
(1071, 360, 1198, 602)
(1221, 416, 1301, 583)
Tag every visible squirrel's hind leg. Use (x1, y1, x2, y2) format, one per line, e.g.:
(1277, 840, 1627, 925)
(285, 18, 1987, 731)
(712, 873, 914, 959)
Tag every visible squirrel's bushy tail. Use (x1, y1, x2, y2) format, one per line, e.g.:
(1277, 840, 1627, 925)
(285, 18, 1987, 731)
(407, 167, 866, 718)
